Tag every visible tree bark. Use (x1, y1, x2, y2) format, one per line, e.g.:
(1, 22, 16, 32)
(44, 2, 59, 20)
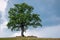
(21, 25, 24, 37)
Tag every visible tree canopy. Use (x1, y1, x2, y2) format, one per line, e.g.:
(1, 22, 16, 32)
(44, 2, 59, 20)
(7, 3, 42, 37)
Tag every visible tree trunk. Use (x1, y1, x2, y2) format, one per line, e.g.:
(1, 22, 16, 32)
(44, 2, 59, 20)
(21, 25, 24, 37)
(21, 30, 24, 37)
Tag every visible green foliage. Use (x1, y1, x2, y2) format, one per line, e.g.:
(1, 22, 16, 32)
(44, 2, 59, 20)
(7, 3, 42, 36)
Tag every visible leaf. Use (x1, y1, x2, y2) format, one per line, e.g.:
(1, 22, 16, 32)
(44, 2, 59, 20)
(7, 3, 42, 32)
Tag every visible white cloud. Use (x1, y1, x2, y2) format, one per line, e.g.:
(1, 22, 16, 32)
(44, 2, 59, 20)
(11, 25, 60, 38)
(0, 0, 8, 30)
(0, 0, 8, 25)
(0, 20, 15, 38)
(0, 0, 8, 12)
(0, 21, 60, 38)
(38, 25, 60, 38)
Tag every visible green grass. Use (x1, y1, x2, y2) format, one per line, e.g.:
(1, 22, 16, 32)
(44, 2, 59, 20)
(0, 36, 60, 40)
(0, 37, 16, 40)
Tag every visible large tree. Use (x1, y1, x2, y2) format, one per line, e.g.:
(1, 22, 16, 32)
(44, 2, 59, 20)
(7, 3, 42, 37)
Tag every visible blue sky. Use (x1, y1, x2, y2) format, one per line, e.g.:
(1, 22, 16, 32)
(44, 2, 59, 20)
(0, 0, 60, 38)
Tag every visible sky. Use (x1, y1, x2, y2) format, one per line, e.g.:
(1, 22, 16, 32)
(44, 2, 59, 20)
(0, 0, 60, 38)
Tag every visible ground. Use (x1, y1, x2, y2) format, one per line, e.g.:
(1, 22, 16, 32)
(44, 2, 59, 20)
(0, 36, 60, 40)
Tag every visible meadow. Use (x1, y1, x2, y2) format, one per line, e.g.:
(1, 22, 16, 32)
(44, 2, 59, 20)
(0, 36, 60, 40)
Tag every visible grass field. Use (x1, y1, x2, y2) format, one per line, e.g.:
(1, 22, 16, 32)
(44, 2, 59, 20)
(0, 36, 60, 40)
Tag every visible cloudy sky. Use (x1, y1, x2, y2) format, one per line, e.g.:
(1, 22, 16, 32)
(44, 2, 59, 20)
(0, 0, 60, 38)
